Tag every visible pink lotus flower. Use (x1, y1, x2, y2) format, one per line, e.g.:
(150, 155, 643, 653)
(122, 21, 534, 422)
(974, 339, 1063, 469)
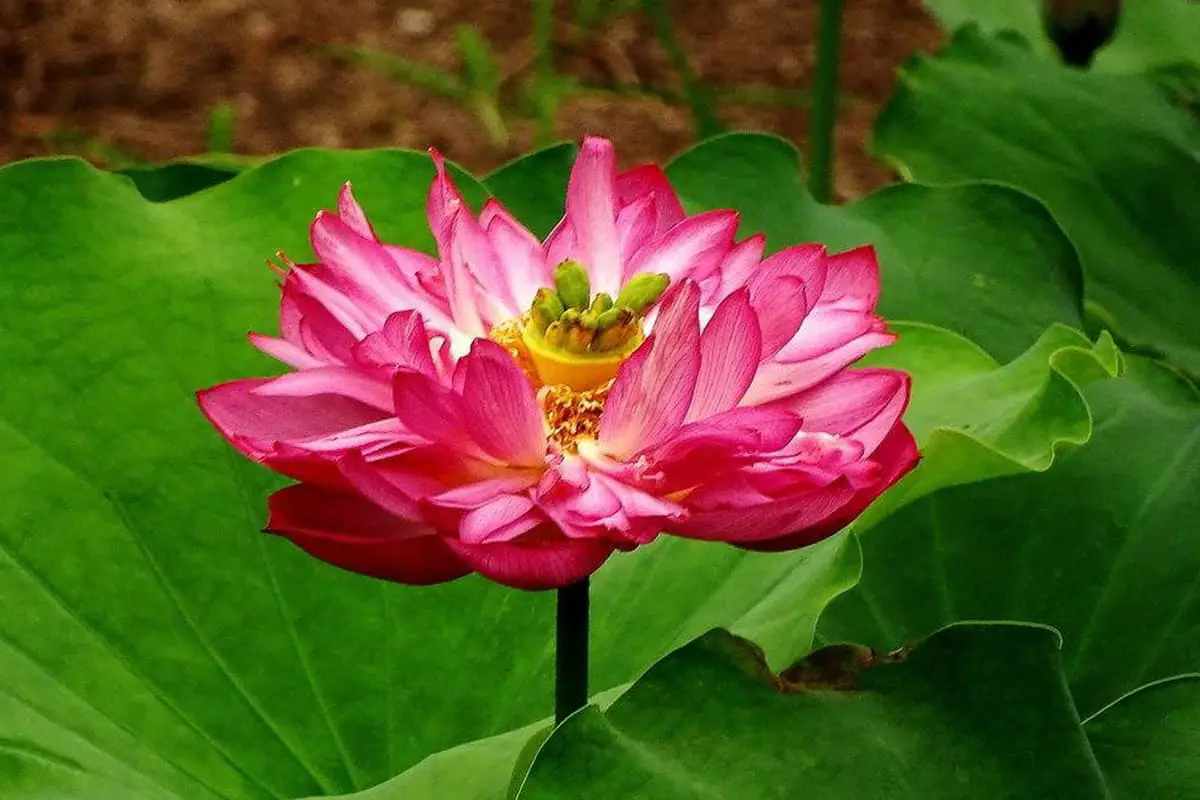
(198, 137, 918, 590)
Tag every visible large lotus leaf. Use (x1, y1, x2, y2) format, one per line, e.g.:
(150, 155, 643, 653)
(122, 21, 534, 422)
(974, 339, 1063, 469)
(818, 355, 1200, 716)
(1086, 675, 1200, 796)
(657, 132, 1085, 364)
(922, 0, 1200, 72)
(874, 28, 1200, 378)
(0, 142, 1121, 798)
(0, 150, 874, 800)
(515, 623, 1200, 798)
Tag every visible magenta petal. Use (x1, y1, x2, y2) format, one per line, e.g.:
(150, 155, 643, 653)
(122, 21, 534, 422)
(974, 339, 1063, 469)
(198, 378, 387, 449)
(821, 245, 881, 307)
(674, 480, 859, 542)
(567, 136, 623, 294)
(616, 164, 685, 233)
(353, 311, 438, 376)
(459, 340, 546, 466)
(444, 535, 615, 590)
(336, 182, 378, 241)
(392, 370, 472, 447)
(600, 281, 702, 458)
(267, 484, 470, 585)
(737, 424, 920, 552)
(687, 289, 762, 421)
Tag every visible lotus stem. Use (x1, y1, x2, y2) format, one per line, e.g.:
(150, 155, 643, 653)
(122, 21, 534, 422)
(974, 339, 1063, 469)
(809, 0, 844, 203)
(555, 578, 589, 724)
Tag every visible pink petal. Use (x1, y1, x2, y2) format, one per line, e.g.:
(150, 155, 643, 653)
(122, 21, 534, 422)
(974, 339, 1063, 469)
(616, 164, 685, 233)
(480, 199, 551, 307)
(266, 484, 469, 585)
(673, 479, 858, 542)
(353, 311, 438, 376)
(310, 211, 413, 322)
(566, 136, 623, 295)
(249, 333, 323, 370)
(255, 366, 394, 412)
(426, 149, 467, 252)
(288, 266, 373, 340)
(615, 193, 658, 266)
(625, 210, 739, 286)
(444, 534, 615, 590)
(716, 234, 766, 300)
(339, 448, 456, 520)
(458, 340, 546, 466)
(392, 369, 474, 450)
(600, 281, 702, 459)
(459, 494, 542, 544)
(337, 182, 377, 241)
(737, 424, 919, 552)
(786, 368, 911, 453)
(742, 327, 896, 406)
(821, 245, 880, 308)
(284, 288, 358, 364)
(198, 378, 387, 449)
(687, 289, 762, 421)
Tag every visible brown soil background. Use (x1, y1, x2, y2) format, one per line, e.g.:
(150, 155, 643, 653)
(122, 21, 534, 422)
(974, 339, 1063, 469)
(3, 0, 944, 199)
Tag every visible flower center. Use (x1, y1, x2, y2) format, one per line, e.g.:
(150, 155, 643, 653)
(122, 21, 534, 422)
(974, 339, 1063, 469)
(488, 261, 670, 452)
(519, 261, 668, 392)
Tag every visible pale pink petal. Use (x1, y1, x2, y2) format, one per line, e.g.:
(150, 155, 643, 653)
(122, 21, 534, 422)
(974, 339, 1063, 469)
(249, 333, 323, 370)
(600, 281, 702, 458)
(566, 136, 622, 294)
(480, 199, 550, 307)
(198, 378, 387, 451)
(337, 182, 377, 241)
(715, 234, 766, 301)
(266, 484, 469, 585)
(615, 194, 658, 266)
(742, 327, 896, 406)
(426, 149, 467, 251)
(778, 308, 881, 362)
(458, 340, 546, 466)
(444, 534, 615, 590)
(255, 366, 394, 411)
(431, 474, 541, 508)
(687, 289, 762, 421)
(459, 495, 542, 544)
(625, 210, 739, 286)
(785, 368, 910, 453)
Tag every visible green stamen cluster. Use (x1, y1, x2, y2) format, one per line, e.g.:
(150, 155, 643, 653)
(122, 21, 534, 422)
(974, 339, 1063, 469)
(528, 261, 669, 355)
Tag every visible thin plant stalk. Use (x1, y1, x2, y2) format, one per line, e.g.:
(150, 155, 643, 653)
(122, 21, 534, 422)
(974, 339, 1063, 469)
(532, 0, 557, 146)
(809, 0, 844, 203)
(555, 578, 589, 724)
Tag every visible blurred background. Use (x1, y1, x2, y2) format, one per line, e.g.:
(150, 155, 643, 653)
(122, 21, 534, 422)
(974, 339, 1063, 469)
(2, 0, 944, 200)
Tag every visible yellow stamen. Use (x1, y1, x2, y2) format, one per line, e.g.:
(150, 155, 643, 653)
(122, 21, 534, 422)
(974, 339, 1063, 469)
(541, 381, 612, 453)
(487, 317, 539, 385)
